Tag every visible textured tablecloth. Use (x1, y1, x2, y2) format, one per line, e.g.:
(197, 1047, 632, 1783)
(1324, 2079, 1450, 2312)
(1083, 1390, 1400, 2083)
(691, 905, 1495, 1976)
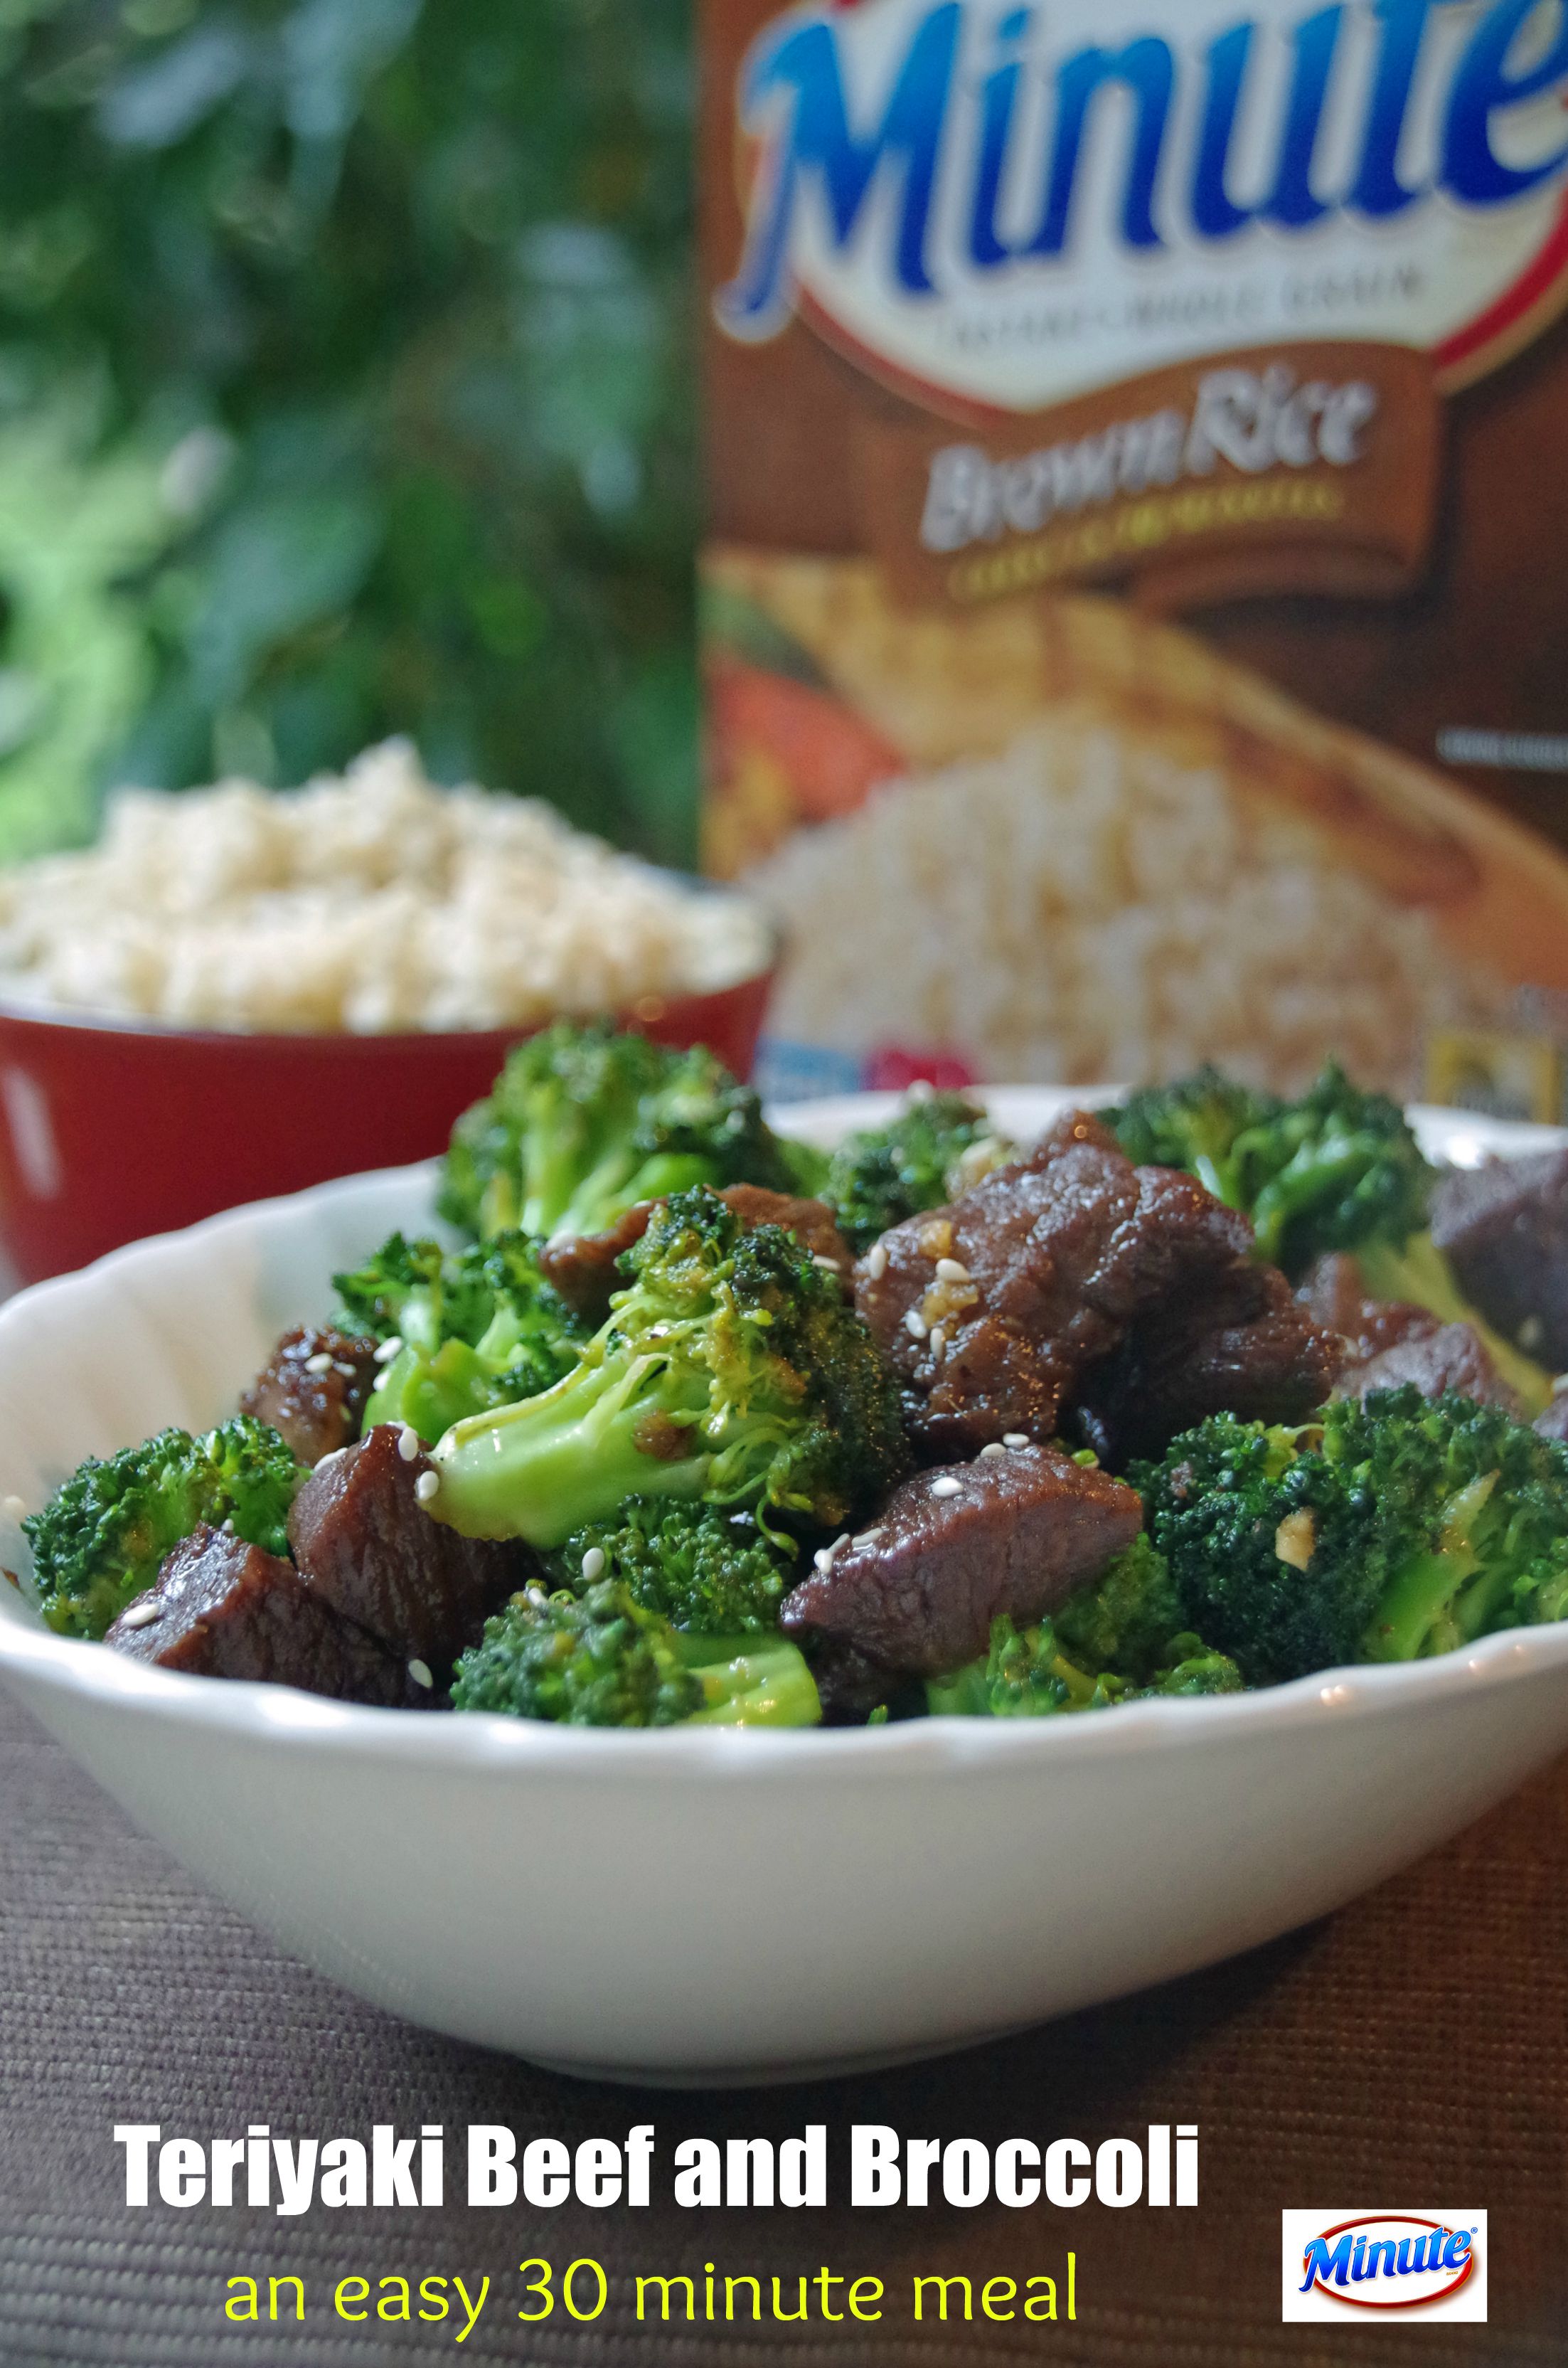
(1, 1684, 1565, 2367)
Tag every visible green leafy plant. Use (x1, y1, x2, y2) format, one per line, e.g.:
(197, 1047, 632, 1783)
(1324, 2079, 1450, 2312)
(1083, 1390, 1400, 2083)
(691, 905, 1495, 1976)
(0, 0, 698, 858)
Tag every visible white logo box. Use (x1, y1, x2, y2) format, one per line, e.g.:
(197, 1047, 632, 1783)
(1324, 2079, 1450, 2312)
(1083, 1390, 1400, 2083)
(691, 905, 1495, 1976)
(1282, 2209, 1488, 2323)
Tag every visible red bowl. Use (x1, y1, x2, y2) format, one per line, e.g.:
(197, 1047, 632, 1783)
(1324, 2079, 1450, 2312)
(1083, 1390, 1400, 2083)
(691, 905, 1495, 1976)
(0, 962, 775, 1285)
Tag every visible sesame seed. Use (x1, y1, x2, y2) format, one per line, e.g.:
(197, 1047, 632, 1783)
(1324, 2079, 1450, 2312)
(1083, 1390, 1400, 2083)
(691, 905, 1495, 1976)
(851, 1527, 885, 1548)
(907, 1078, 934, 1103)
(373, 1335, 403, 1364)
(1, 1494, 25, 1523)
(580, 1546, 606, 1583)
(1003, 1433, 1030, 1449)
(415, 1470, 441, 1506)
(221, 1518, 236, 1535)
(905, 1308, 929, 1340)
(313, 1447, 346, 1473)
(865, 1241, 888, 1281)
(929, 1324, 946, 1356)
(397, 1425, 421, 1462)
(120, 1599, 161, 1631)
(931, 1475, 963, 1498)
(813, 1254, 842, 1273)
(935, 1258, 970, 1285)
(333, 1361, 357, 1379)
(303, 1351, 334, 1375)
(978, 1441, 1006, 1460)
(407, 1658, 434, 1691)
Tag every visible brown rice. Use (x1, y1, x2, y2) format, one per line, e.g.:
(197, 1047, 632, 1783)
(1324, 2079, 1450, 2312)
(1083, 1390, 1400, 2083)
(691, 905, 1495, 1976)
(0, 740, 769, 1034)
(744, 712, 1505, 1098)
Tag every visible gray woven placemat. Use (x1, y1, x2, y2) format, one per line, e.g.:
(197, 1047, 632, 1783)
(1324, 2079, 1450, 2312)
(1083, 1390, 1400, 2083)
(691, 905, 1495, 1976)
(1, 1686, 1564, 2366)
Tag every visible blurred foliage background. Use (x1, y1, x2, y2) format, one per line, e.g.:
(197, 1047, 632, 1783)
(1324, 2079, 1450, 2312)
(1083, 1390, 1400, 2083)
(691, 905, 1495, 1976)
(0, 0, 699, 863)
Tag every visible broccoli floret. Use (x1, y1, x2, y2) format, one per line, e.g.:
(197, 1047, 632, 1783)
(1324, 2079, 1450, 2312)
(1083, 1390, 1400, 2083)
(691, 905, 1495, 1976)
(334, 1230, 590, 1444)
(437, 1020, 795, 1242)
(452, 1581, 698, 1724)
(1356, 1232, 1553, 1419)
(1113, 1061, 1551, 1408)
(23, 1417, 309, 1640)
(1050, 1534, 1192, 1680)
(550, 1499, 796, 1635)
(334, 1229, 474, 1344)
(450, 1579, 821, 1727)
(774, 1134, 833, 1201)
(823, 1091, 1014, 1252)
(927, 1535, 1242, 1716)
(927, 1605, 1242, 1718)
(1111, 1066, 1276, 1209)
(427, 1187, 910, 1549)
(1114, 1061, 1433, 1277)
(1138, 1388, 1568, 1685)
(1231, 1061, 1434, 1274)
(1126, 1647, 1247, 1699)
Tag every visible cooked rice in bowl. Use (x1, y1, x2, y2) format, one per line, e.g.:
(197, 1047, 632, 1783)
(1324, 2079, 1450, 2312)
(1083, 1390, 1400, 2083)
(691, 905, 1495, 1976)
(0, 740, 771, 1035)
(744, 711, 1508, 1098)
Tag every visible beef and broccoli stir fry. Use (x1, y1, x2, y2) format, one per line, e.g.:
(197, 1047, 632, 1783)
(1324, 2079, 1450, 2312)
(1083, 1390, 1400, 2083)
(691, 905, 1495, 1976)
(20, 1025, 1568, 1730)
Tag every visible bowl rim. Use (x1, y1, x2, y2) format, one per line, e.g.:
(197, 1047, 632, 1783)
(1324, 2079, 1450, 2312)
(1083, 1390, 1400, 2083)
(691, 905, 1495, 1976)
(3, 1091, 1568, 1783)
(4, 1571, 1567, 1786)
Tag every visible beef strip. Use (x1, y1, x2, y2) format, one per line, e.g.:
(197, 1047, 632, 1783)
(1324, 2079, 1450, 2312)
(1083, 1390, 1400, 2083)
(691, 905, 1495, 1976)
(1296, 1253, 1518, 1412)
(805, 1638, 900, 1726)
(1296, 1253, 1440, 1360)
(1340, 1323, 1520, 1411)
(1074, 1263, 1343, 1466)
(537, 1203, 657, 1322)
(779, 1443, 1143, 1677)
(105, 1524, 424, 1706)
(539, 1186, 853, 1324)
(288, 1424, 525, 1675)
(853, 1116, 1254, 1458)
(241, 1324, 380, 1465)
(1031, 1106, 1128, 1164)
(1432, 1150, 1568, 1369)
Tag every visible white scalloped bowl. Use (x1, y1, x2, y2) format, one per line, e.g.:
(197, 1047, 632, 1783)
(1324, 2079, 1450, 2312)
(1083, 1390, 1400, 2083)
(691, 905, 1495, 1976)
(1, 1093, 1567, 2086)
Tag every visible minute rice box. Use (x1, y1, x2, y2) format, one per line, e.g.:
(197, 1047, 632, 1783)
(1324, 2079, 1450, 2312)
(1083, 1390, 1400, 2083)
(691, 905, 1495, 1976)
(700, 0, 1568, 1115)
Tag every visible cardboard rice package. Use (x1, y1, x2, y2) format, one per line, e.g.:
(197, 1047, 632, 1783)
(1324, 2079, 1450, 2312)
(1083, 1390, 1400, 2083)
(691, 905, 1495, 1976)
(700, 0, 1568, 1114)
